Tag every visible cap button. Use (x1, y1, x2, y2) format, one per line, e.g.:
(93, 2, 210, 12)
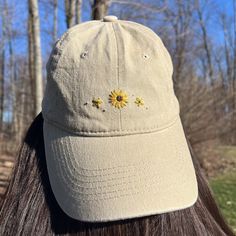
(102, 15, 118, 22)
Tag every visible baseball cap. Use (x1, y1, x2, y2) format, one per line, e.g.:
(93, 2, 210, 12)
(42, 15, 198, 222)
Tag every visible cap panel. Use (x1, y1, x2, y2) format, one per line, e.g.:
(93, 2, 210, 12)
(42, 22, 120, 133)
(42, 19, 179, 137)
(120, 20, 174, 79)
(112, 22, 179, 130)
(46, 21, 103, 73)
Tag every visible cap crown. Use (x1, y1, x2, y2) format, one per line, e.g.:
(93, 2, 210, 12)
(42, 19, 179, 137)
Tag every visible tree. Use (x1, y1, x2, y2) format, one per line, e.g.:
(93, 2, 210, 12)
(53, 0, 58, 42)
(0, 1, 6, 131)
(75, 0, 82, 24)
(195, 0, 214, 85)
(91, 0, 110, 20)
(28, 0, 43, 116)
(65, 0, 76, 28)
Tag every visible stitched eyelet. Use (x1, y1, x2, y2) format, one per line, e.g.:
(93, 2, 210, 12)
(80, 51, 88, 59)
(143, 54, 150, 59)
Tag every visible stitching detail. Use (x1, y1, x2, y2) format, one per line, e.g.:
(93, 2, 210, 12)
(43, 115, 180, 137)
(56, 145, 157, 176)
(52, 146, 159, 185)
(51, 124, 180, 187)
(47, 117, 194, 202)
(54, 170, 159, 196)
(54, 138, 154, 173)
(51, 141, 189, 200)
(55, 177, 190, 202)
(111, 22, 122, 130)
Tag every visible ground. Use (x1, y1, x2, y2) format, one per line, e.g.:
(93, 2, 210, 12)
(211, 172, 236, 233)
(207, 145, 236, 233)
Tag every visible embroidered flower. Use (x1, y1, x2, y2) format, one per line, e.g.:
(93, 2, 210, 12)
(109, 89, 128, 109)
(135, 97, 144, 107)
(92, 97, 103, 108)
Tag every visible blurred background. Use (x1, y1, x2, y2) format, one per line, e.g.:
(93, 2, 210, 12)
(0, 0, 235, 232)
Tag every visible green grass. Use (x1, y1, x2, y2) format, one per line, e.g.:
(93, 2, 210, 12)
(208, 145, 236, 233)
(210, 172, 236, 233)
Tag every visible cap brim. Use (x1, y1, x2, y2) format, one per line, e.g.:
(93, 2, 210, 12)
(43, 116, 198, 222)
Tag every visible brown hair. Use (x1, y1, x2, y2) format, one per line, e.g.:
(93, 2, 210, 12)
(0, 113, 234, 236)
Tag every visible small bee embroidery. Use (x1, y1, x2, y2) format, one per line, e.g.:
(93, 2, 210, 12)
(92, 97, 103, 108)
(134, 97, 144, 107)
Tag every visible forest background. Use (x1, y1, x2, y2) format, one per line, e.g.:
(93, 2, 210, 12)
(0, 0, 235, 232)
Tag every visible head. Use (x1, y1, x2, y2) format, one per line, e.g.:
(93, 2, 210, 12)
(0, 113, 234, 236)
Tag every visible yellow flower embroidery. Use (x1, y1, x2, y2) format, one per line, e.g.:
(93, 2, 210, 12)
(92, 97, 103, 108)
(135, 97, 144, 107)
(109, 89, 128, 109)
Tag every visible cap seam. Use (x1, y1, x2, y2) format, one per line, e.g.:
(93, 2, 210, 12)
(49, 125, 188, 191)
(43, 114, 180, 136)
(111, 22, 122, 130)
(53, 176, 193, 204)
(52, 148, 188, 196)
(51, 160, 191, 201)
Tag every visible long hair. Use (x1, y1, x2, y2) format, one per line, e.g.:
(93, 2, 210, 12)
(0, 113, 234, 236)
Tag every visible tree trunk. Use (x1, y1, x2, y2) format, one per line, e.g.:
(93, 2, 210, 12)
(53, 0, 58, 42)
(28, 0, 43, 117)
(232, 0, 236, 143)
(75, 0, 82, 24)
(91, 0, 110, 20)
(28, 6, 34, 119)
(196, 0, 214, 85)
(9, 39, 17, 136)
(65, 0, 76, 28)
(0, 3, 6, 131)
(0, 48, 4, 132)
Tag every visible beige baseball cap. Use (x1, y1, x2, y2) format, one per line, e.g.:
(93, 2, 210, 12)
(42, 15, 198, 222)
